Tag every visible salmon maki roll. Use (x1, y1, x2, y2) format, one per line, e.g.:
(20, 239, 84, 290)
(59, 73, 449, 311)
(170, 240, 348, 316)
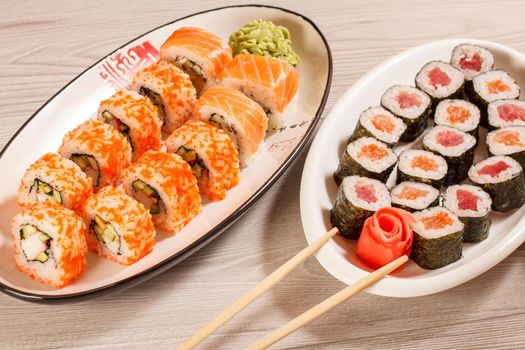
(120, 151, 201, 234)
(161, 26, 232, 93)
(97, 89, 162, 161)
(166, 120, 240, 200)
(193, 86, 268, 165)
(216, 54, 299, 130)
(82, 186, 155, 265)
(59, 119, 132, 191)
(11, 202, 87, 288)
(131, 60, 196, 133)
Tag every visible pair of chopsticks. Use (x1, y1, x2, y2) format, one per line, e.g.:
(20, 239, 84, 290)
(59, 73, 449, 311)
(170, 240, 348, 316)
(177, 228, 407, 349)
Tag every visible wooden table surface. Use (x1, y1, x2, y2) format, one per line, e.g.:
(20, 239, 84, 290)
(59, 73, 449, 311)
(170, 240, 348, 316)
(1, 0, 525, 349)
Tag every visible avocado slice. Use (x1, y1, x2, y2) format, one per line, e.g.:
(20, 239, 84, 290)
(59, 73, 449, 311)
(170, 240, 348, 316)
(102, 110, 114, 121)
(20, 224, 38, 239)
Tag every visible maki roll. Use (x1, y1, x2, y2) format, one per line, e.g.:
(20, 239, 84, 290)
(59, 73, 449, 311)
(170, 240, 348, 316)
(380, 85, 431, 142)
(410, 206, 464, 270)
(333, 137, 397, 185)
(348, 106, 407, 146)
(82, 186, 155, 265)
(450, 44, 494, 81)
(97, 89, 162, 161)
(391, 181, 440, 212)
(166, 120, 240, 201)
(443, 184, 492, 243)
(415, 61, 465, 106)
(18, 153, 93, 212)
(487, 99, 525, 129)
(120, 151, 201, 234)
(468, 155, 525, 212)
(11, 202, 87, 288)
(330, 176, 391, 239)
(216, 54, 299, 130)
(160, 26, 232, 93)
(193, 86, 268, 166)
(59, 119, 132, 191)
(423, 125, 476, 185)
(397, 149, 448, 189)
(487, 126, 525, 169)
(131, 60, 196, 133)
(465, 70, 520, 126)
(433, 99, 480, 139)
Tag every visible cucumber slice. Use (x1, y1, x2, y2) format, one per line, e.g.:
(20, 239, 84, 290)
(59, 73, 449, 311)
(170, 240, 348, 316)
(40, 233, 51, 241)
(51, 189, 62, 203)
(37, 180, 53, 194)
(102, 110, 114, 121)
(143, 185, 155, 196)
(20, 224, 38, 239)
(193, 163, 204, 178)
(94, 215, 105, 228)
(35, 252, 49, 263)
(103, 227, 117, 242)
(93, 224, 104, 237)
(71, 155, 89, 169)
(132, 180, 146, 192)
(150, 205, 160, 214)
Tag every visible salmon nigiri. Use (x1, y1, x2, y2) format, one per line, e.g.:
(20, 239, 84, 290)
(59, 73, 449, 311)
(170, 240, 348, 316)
(216, 54, 299, 130)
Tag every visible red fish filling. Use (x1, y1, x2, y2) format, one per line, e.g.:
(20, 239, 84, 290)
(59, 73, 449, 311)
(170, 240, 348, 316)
(371, 114, 395, 133)
(478, 161, 511, 178)
(436, 130, 464, 147)
(459, 53, 482, 72)
(498, 104, 525, 122)
(428, 67, 451, 89)
(355, 183, 377, 203)
(396, 92, 421, 109)
(456, 189, 479, 211)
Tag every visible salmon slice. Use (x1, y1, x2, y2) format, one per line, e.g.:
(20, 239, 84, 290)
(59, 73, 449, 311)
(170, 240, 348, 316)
(357, 144, 388, 161)
(398, 186, 428, 201)
(498, 104, 525, 122)
(371, 114, 395, 133)
(493, 130, 525, 147)
(487, 79, 510, 94)
(457, 189, 479, 211)
(421, 211, 453, 230)
(447, 106, 471, 124)
(411, 156, 438, 172)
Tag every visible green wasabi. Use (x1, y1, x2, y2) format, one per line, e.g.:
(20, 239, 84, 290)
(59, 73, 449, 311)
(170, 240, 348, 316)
(229, 19, 300, 66)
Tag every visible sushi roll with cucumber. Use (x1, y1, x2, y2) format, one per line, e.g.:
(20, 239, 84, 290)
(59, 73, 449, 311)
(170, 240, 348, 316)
(59, 119, 132, 191)
(380, 85, 431, 142)
(433, 99, 480, 139)
(193, 86, 268, 166)
(166, 120, 240, 201)
(423, 125, 476, 185)
(487, 126, 525, 169)
(397, 149, 448, 189)
(11, 202, 87, 288)
(348, 106, 407, 146)
(160, 26, 232, 93)
(82, 186, 155, 265)
(410, 206, 464, 270)
(468, 155, 525, 212)
(391, 181, 440, 212)
(330, 176, 391, 239)
(131, 60, 196, 133)
(443, 184, 492, 243)
(97, 89, 162, 160)
(415, 61, 465, 106)
(333, 137, 397, 185)
(488, 99, 525, 129)
(450, 44, 494, 81)
(120, 151, 201, 234)
(18, 153, 93, 212)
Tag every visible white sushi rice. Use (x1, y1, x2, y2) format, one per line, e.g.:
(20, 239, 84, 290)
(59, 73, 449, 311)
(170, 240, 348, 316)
(346, 137, 397, 173)
(468, 155, 522, 184)
(381, 85, 431, 119)
(358, 106, 407, 144)
(411, 206, 464, 239)
(450, 44, 494, 81)
(488, 99, 525, 128)
(398, 149, 448, 180)
(487, 126, 525, 156)
(472, 70, 520, 103)
(434, 99, 480, 132)
(416, 61, 465, 99)
(443, 184, 492, 218)
(423, 125, 476, 157)
(391, 181, 440, 210)
(342, 175, 391, 211)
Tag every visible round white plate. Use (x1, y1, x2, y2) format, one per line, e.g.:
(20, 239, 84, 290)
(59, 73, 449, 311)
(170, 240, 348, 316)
(300, 39, 525, 297)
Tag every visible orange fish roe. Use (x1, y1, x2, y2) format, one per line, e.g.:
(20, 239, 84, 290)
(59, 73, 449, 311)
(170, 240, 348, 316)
(18, 153, 93, 212)
(11, 202, 87, 288)
(411, 156, 438, 172)
(493, 130, 525, 147)
(398, 186, 428, 200)
(487, 79, 510, 94)
(166, 120, 240, 200)
(371, 114, 396, 133)
(447, 105, 471, 124)
(357, 144, 388, 161)
(420, 211, 454, 230)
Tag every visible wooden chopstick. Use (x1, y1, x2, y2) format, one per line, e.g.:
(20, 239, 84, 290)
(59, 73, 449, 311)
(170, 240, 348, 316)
(247, 255, 409, 350)
(177, 227, 340, 350)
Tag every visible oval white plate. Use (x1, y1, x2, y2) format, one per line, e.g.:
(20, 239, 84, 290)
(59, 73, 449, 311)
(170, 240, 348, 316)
(0, 5, 332, 302)
(301, 39, 525, 298)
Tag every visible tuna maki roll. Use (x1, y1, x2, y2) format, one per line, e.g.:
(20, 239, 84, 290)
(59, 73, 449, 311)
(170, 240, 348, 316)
(397, 149, 448, 189)
(443, 184, 492, 243)
(487, 126, 525, 170)
(450, 44, 494, 81)
(423, 126, 476, 185)
(333, 137, 398, 185)
(391, 181, 440, 212)
(433, 99, 480, 139)
(330, 176, 391, 239)
(348, 106, 407, 146)
(410, 206, 464, 270)
(468, 155, 525, 212)
(488, 99, 525, 129)
(381, 85, 432, 142)
(415, 61, 465, 106)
